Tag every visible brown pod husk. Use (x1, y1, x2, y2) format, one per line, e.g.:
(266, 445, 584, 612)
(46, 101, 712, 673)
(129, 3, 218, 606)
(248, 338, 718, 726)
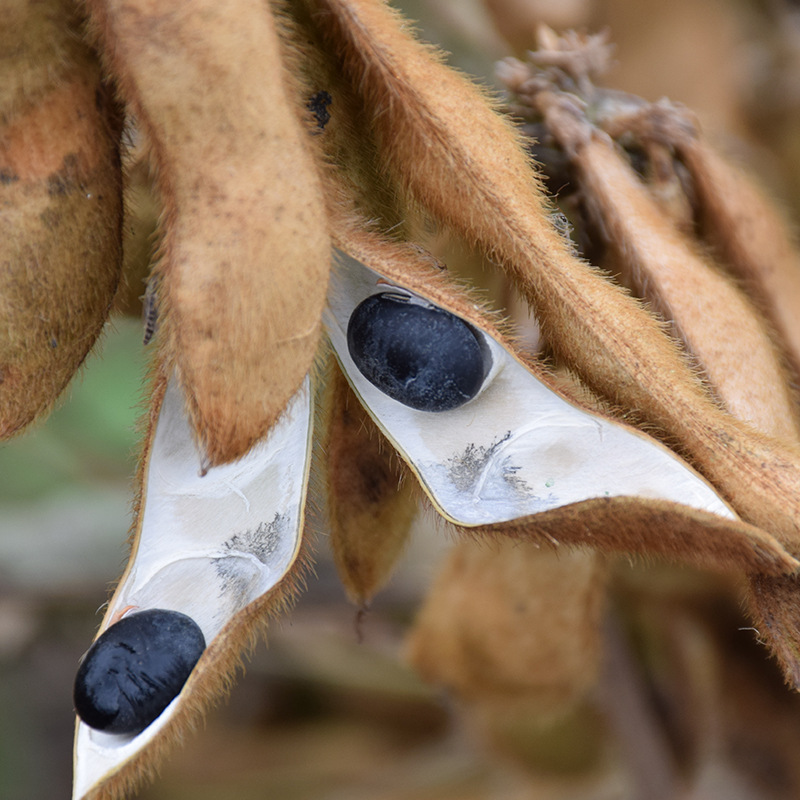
(554, 96, 800, 688)
(0, 0, 89, 120)
(86, 0, 330, 466)
(328, 222, 800, 685)
(635, 140, 696, 235)
(602, 101, 800, 390)
(536, 97, 799, 442)
(277, 2, 409, 232)
(748, 574, 800, 689)
(485, 495, 797, 578)
(310, 0, 800, 554)
(503, 45, 800, 685)
(677, 131, 800, 388)
(408, 539, 607, 715)
(324, 359, 417, 605)
(0, 2, 123, 438)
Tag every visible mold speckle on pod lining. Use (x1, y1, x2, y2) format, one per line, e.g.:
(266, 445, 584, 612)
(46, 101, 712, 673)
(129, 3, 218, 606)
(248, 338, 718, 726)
(346, 292, 491, 412)
(73, 609, 206, 736)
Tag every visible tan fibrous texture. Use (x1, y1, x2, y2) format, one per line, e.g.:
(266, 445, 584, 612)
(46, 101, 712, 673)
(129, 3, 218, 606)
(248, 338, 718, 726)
(0, 1, 123, 439)
(0, 0, 89, 121)
(325, 361, 417, 605)
(408, 539, 607, 715)
(678, 135, 800, 387)
(278, 2, 409, 231)
(86, 0, 331, 466)
(490, 497, 797, 577)
(598, 101, 800, 391)
(546, 117, 799, 442)
(311, 0, 800, 555)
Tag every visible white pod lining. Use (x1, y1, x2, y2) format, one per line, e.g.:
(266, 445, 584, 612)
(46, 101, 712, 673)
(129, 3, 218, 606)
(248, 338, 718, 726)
(325, 250, 735, 526)
(73, 374, 312, 799)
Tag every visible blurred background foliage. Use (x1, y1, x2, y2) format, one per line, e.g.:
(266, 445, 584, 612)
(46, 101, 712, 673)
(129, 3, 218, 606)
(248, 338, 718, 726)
(5, 0, 800, 798)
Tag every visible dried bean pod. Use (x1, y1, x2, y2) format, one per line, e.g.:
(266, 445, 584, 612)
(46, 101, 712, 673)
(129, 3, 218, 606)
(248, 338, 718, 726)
(0, 0, 122, 438)
(73, 364, 313, 800)
(86, 0, 330, 466)
(311, 0, 800, 555)
(325, 362, 417, 605)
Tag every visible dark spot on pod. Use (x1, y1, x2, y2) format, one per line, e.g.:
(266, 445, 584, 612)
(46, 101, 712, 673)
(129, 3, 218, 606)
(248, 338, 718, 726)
(142, 275, 160, 345)
(74, 609, 206, 736)
(307, 90, 332, 131)
(347, 292, 492, 412)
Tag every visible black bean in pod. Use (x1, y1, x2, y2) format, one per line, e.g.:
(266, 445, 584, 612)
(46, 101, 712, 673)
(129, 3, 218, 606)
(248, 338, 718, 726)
(347, 292, 491, 411)
(74, 608, 206, 736)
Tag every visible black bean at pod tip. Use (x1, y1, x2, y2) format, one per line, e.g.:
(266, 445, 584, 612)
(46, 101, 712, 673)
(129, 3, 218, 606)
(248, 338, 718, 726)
(74, 608, 206, 736)
(347, 292, 492, 412)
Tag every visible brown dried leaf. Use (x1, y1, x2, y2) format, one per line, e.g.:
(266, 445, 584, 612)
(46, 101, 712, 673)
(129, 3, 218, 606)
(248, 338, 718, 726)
(312, 0, 800, 554)
(408, 539, 606, 715)
(87, 0, 330, 466)
(325, 360, 417, 605)
(0, 4, 122, 438)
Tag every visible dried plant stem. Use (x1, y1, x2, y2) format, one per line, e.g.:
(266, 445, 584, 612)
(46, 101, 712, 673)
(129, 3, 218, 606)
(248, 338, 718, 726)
(86, 0, 330, 466)
(313, 0, 800, 552)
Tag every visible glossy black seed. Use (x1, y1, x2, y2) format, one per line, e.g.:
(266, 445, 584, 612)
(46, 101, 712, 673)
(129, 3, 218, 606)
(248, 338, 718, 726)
(347, 292, 491, 412)
(74, 608, 205, 736)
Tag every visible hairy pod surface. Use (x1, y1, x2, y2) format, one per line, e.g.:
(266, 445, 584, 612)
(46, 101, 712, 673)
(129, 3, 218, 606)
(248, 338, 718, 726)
(329, 249, 749, 531)
(325, 236, 798, 575)
(408, 542, 606, 713)
(74, 609, 205, 736)
(549, 121, 800, 442)
(0, 1, 122, 438)
(86, 0, 330, 466)
(677, 135, 800, 386)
